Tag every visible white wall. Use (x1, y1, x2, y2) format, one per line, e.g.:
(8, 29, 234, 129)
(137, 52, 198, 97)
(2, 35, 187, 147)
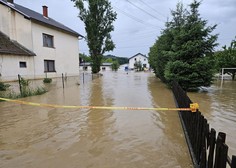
(0, 4, 12, 38)
(0, 4, 33, 48)
(128, 54, 150, 69)
(0, 55, 35, 81)
(79, 66, 112, 71)
(31, 23, 79, 78)
(0, 3, 80, 81)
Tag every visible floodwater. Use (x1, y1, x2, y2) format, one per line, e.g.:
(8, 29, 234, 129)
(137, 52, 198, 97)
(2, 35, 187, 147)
(188, 79, 236, 157)
(1, 71, 234, 168)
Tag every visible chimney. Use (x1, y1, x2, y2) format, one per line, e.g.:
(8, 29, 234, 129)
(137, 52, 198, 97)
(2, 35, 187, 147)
(42, 5, 48, 17)
(7, 0, 14, 3)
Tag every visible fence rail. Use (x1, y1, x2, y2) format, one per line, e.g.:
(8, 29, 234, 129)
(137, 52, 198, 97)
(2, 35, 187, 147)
(172, 81, 236, 168)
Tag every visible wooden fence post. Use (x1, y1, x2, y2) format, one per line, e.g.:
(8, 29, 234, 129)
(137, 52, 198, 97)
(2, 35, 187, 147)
(18, 74, 22, 95)
(208, 129, 216, 168)
(231, 155, 236, 168)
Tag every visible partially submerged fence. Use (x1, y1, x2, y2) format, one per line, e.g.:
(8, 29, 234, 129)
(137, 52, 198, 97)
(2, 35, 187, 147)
(172, 81, 236, 168)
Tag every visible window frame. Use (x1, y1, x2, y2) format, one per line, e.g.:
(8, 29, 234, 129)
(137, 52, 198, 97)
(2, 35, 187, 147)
(19, 61, 27, 68)
(42, 33, 54, 48)
(44, 60, 56, 72)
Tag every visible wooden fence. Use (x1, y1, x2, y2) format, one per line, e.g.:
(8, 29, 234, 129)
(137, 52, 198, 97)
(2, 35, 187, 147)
(172, 81, 236, 168)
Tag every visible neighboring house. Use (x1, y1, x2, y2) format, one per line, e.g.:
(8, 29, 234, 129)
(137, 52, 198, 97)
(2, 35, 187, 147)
(79, 62, 113, 71)
(0, 0, 82, 81)
(128, 53, 150, 70)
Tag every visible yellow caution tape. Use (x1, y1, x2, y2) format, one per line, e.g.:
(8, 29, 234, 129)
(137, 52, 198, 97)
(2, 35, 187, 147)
(0, 97, 199, 112)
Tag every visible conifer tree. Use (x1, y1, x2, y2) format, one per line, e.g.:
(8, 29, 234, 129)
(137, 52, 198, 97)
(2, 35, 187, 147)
(164, 0, 218, 90)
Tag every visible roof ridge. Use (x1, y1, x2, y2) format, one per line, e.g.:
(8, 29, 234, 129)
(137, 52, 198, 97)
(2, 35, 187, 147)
(0, 0, 83, 37)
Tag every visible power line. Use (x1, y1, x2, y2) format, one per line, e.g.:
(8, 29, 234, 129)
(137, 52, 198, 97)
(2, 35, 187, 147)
(114, 44, 151, 50)
(138, 0, 167, 19)
(126, 0, 164, 23)
(113, 6, 162, 29)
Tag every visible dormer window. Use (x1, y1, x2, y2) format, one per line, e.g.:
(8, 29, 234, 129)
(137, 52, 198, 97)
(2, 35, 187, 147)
(43, 33, 54, 48)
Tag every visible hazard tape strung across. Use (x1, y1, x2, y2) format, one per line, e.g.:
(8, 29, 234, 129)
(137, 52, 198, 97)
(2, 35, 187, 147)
(0, 97, 199, 112)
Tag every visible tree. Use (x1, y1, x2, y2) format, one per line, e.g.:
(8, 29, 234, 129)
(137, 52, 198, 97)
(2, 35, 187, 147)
(72, 0, 117, 73)
(134, 60, 142, 71)
(148, 2, 186, 82)
(164, 0, 218, 90)
(148, 28, 173, 81)
(215, 38, 236, 80)
(111, 61, 119, 71)
(79, 53, 91, 62)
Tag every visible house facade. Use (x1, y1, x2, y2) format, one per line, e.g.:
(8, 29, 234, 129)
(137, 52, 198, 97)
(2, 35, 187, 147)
(128, 53, 150, 70)
(79, 62, 113, 71)
(0, 0, 82, 81)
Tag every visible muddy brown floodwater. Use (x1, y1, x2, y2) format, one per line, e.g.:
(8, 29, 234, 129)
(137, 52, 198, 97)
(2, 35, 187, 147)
(3, 71, 234, 168)
(188, 79, 236, 157)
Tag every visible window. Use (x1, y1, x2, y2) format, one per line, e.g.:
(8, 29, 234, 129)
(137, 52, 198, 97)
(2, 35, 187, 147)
(19, 61, 27, 68)
(43, 33, 54, 48)
(44, 60, 55, 72)
(144, 59, 146, 61)
(134, 58, 137, 61)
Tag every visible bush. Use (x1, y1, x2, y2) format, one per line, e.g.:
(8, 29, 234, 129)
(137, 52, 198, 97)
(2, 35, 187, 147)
(0, 82, 10, 91)
(43, 78, 52, 83)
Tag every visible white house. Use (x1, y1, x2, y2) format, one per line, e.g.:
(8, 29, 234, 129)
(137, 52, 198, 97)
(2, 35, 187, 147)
(128, 53, 150, 70)
(79, 62, 113, 71)
(0, 0, 82, 81)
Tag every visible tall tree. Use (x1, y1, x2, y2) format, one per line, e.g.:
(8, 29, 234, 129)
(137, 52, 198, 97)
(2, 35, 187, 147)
(72, 0, 117, 73)
(164, 0, 218, 90)
(215, 38, 236, 80)
(148, 2, 186, 82)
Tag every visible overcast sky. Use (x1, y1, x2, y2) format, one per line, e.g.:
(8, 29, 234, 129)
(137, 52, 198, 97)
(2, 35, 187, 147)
(14, 0, 236, 58)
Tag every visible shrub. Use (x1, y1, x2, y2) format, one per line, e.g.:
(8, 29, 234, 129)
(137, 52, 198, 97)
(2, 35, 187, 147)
(0, 82, 10, 91)
(43, 78, 52, 83)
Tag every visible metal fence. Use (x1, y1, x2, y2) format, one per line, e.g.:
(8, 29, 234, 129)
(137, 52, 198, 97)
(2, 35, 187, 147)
(172, 81, 236, 168)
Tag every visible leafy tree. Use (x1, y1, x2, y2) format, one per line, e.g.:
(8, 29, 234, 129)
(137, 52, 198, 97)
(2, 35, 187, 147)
(79, 53, 91, 62)
(72, 0, 117, 73)
(116, 57, 129, 65)
(215, 38, 236, 80)
(111, 61, 119, 71)
(102, 57, 113, 63)
(134, 60, 143, 71)
(165, 0, 217, 90)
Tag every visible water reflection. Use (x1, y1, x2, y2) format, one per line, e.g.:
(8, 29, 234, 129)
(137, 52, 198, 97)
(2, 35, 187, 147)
(0, 71, 194, 168)
(148, 77, 192, 167)
(188, 79, 236, 156)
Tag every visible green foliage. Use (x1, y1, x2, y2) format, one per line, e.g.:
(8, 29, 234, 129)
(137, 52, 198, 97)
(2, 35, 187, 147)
(79, 53, 91, 62)
(18, 78, 47, 98)
(0, 78, 47, 99)
(103, 57, 113, 63)
(72, 0, 117, 73)
(111, 61, 119, 71)
(43, 78, 52, 83)
(149, 28, 173, 81)
(0, 82, 10, 91)
(104, 55, 128, 65)
(134, 60, 143, 71)
(148, 0, 218, 91)
(215, 38, 236, 80)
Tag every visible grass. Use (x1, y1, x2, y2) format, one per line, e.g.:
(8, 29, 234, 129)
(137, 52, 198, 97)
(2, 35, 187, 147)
(0, 78, 47, 100)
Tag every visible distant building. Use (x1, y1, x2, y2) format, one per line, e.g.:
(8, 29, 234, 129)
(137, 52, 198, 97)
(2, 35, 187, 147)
(128, 53, 150, 70)
(0, 0, 82, 81)
(79, 62, 113, 71)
